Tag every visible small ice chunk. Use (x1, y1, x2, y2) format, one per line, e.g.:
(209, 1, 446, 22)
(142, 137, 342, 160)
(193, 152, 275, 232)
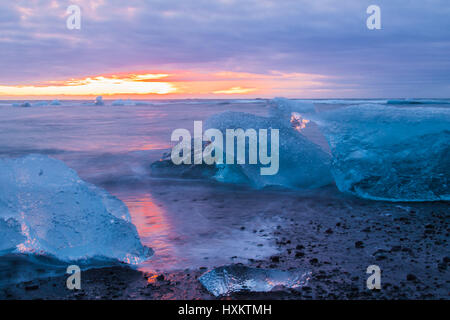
(50, 99, 61, 105)
(199, 265, 311, 296)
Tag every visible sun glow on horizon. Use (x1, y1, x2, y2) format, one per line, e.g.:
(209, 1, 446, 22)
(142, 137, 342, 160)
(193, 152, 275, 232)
(0, 74, 176, 96)
(0, 70, 331, 98)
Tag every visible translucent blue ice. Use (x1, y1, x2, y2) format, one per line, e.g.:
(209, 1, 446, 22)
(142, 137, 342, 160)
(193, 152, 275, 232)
(0, 154, 152, 263)
(199, 265, 311, 296)
(316, 105, 450, 201)
(205, 110, 333, 189)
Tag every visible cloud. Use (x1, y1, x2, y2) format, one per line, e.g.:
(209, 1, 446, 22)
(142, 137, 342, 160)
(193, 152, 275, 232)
(0, 70, 330, 98)
(213, 87, 257, 94)
(0, 0, 449, 97)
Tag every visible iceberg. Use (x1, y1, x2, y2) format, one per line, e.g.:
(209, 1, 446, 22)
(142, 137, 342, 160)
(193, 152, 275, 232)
(50, 99, 61, 106)
(94, 96, 104, 106)
(151, 149, 218, 179)
(152, 97, 333, 189)
(316, 105, 450, 201)
(12, 102, 32, 108)
(204, 110, 333, 189)
(0, 154, 152, 263)
(112, 99, 135, 106)
(199, 265, 311, 296)
(268, 97, 316, 122)
(32, 101, 48, 107)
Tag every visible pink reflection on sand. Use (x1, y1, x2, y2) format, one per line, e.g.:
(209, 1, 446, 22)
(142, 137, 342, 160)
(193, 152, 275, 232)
(122, 194, 177, 273)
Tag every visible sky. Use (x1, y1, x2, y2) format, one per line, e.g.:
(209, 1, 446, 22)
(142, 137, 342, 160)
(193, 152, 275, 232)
(0, 0, 449, 99)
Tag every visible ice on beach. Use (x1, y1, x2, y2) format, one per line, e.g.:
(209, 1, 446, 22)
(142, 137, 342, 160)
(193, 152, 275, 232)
(268, 97, 316, 122)
(0, 154, 152, 263)
(152, 98, 332, 189)
(50, 99, 61, 105)
(199, 265, 311, 296)
(205, 110, 333, 189)
(317, 105, 450, 201)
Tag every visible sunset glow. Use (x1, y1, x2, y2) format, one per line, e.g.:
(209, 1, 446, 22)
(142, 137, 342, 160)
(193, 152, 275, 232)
(0, 74, 176, 97)
(0, 71, 330, 99)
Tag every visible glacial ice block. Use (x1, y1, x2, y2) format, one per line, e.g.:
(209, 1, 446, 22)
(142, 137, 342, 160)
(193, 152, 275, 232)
(268, 97, 316, 122)
(199, 265, 311, 296)
(0, 154, 152, 263)
(317, 105, 450, 201)
(205, 111, 333, 189)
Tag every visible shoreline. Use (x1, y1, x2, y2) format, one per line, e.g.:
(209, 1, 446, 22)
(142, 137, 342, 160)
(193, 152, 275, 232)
(1, 194, 448, 300)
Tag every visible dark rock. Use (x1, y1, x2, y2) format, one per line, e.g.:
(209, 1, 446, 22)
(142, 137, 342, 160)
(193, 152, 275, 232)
(406, 274, 417, 281)
(25, 285, 39, 291)
(156, 274, 165, 281)
(270, 256, 280, 263)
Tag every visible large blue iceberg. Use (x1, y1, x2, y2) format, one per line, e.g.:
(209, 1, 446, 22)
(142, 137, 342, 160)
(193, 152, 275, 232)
(0, 154, 152, 263)
(204, 110, 333, 189)
(316, 105, 450, 201)
(152, 98, 333, 189)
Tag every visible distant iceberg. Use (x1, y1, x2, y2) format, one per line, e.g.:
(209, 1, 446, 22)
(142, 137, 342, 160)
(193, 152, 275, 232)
(199, 265, 311, 296)
(50, 99, 61, 105)
(94, 96, 104, 106)
(12, 101, 50, 107)
(0, 154, 152, 263)
(112, 99, 135, 106)
(12, 102, 32, 108)
(32, 101, 48, 107)
(111, 99, 149, 106)
(316, 105, 450, 201)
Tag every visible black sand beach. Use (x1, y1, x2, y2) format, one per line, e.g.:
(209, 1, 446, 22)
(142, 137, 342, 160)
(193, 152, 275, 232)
(2, 185, 448, 300)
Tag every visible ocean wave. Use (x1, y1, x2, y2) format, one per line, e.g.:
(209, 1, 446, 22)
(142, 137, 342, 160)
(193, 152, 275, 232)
(387, 99, 450, 105)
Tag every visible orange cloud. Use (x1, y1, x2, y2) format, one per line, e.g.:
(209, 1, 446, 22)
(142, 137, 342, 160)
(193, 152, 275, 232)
(0, 70, 331, 99)
(213, 87, 257, 94)
(0, 74, 176, 96)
